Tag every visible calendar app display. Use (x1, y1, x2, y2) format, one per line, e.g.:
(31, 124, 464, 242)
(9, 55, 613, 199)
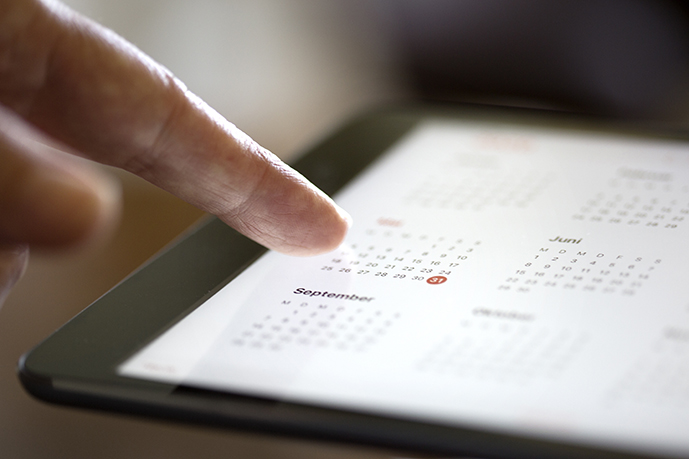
(499, 240, 662, 296)
(320, 226, 482, 285)
(121, 121, 689, 456)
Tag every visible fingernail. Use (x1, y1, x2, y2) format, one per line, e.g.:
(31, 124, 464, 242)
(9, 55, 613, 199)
(334, 202, 353, 229)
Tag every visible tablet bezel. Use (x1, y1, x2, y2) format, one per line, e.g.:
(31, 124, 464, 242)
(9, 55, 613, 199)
(18, 104, 687, 459)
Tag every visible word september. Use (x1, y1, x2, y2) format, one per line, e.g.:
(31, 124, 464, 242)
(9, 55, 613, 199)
(293, 287, 375, 302)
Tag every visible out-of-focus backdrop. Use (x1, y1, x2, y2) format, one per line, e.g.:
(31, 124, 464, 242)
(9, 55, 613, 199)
(5, 1, 689, 458)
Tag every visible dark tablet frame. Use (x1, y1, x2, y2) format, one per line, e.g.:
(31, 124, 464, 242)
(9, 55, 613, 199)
(18, 104, 687, 459)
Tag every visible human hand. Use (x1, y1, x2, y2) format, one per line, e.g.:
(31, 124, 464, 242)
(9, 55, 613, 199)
(0, 0, 351, 305)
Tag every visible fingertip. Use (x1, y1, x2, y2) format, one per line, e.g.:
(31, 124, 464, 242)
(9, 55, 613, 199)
(334, 203, 354, 232)
(245, 157, 356, 256)
(71, 164, 122, 249)
(0, 244, 29, 307)
(12, 161, 122, 248)
(305, 202, 352, 256)
(275, 198, 352, 257)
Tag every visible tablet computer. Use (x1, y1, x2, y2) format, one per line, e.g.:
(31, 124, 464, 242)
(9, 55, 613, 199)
(19, 105, 689, 459)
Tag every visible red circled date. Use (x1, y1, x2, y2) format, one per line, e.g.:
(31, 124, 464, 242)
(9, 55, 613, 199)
(427, 276, 447, 285)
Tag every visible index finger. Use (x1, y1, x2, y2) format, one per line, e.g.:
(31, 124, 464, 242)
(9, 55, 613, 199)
(1, 0, 350, 255)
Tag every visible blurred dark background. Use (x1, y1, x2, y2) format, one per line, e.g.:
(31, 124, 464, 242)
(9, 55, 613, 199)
(387, 0, 689, 118)
(4, 1, 689, 458)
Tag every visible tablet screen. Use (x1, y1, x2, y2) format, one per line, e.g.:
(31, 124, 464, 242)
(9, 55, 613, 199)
(120, 119, 689, 457)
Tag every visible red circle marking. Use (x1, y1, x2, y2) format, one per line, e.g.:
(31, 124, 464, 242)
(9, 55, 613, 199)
(427, 276, 447, 285)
